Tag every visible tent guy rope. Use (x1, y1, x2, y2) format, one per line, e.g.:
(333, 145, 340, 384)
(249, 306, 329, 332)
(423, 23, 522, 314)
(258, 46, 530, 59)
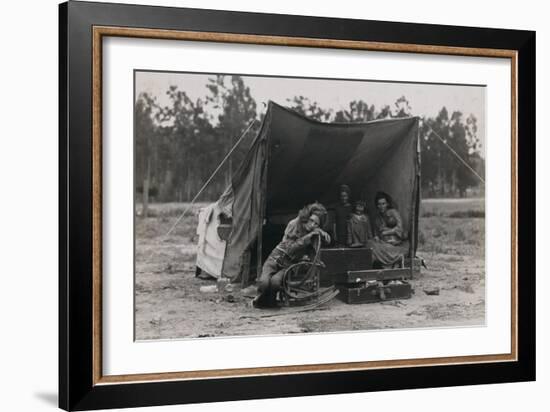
(424, 122, 485, 185)
(164, 119, 257, 237)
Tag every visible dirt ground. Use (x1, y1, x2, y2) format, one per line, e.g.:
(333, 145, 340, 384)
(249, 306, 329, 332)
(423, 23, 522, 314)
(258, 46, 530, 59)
(135, 199, 485, 340)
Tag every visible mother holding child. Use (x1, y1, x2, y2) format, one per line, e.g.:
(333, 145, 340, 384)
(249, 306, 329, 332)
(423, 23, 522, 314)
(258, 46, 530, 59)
(335, 185, 409, 268)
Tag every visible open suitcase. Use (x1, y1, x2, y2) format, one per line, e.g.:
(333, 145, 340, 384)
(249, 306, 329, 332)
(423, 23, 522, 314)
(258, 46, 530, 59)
(320, 248, 416, 304)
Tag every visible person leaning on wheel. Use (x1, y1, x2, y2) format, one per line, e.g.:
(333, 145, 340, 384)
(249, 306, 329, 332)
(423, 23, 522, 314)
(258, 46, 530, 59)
(253, 202, 331, 308)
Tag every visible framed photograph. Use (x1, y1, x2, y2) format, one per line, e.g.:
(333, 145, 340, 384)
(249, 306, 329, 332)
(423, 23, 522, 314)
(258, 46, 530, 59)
(59, 1, 535, 410)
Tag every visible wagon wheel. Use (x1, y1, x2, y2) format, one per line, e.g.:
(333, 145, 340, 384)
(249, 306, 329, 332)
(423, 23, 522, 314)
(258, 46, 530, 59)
(280, 233, 323, 306)
(281, 261, 321, 305)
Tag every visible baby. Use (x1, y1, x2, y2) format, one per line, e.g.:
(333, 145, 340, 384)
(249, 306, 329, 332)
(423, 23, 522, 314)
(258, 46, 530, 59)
(380, 212, 401, 245)
(347, 200, 373, 247)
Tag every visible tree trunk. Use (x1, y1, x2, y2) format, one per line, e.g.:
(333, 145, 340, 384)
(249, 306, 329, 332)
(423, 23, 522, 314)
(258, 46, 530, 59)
(142, 157, 150, 218)
(451, 169, 457, 197)
(186, 162, 191, 202)
(437, 152, 444, 197)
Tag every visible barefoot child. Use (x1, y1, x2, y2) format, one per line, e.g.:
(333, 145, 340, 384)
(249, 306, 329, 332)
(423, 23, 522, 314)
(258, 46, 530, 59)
(347, 200, 373, 247)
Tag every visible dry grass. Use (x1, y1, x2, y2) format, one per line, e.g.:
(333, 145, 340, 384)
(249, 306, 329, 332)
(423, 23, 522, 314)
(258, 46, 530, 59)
(134, 199, 486, 340)
(421, 198, 485, 218)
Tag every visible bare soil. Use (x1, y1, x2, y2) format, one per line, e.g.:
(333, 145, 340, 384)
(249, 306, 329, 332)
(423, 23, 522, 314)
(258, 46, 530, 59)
(135, 199, 485, 340)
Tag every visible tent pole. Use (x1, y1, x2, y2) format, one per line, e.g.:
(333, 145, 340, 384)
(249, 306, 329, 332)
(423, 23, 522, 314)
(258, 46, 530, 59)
(410, 119, 421, 279)
(410, 178, 416, 279)
(256, 138, 269, 285)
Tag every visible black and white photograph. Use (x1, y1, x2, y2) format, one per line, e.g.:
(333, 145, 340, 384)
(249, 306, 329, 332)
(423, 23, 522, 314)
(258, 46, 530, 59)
(134, 71, 486, 340)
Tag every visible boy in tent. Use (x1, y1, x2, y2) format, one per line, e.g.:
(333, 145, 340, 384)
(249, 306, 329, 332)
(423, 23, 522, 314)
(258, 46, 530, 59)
(333, 184, 352, 247)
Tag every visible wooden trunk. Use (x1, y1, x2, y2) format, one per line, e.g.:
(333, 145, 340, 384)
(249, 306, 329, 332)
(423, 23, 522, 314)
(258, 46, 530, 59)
(319, 248, 372, 286)
(337, 281, 413, 304)
(334, 268, 413, 284)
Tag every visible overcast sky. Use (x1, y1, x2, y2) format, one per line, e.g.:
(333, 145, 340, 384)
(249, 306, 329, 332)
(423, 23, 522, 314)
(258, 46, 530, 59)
(136, 71, 485, 151)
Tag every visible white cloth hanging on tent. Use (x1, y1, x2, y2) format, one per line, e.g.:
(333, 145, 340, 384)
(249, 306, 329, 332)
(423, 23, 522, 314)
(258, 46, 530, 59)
(195, 201, 230, 279)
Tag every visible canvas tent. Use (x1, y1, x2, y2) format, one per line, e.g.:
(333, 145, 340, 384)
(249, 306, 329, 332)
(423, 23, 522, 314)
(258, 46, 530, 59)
(195, 101, 420, 280)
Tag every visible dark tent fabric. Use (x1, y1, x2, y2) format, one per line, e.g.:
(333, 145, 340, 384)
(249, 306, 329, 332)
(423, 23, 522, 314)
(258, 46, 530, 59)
(197, 101, 420, 280)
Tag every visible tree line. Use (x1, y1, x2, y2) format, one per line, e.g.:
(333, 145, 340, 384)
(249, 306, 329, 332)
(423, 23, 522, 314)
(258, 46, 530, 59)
(135, 75, 484, 210)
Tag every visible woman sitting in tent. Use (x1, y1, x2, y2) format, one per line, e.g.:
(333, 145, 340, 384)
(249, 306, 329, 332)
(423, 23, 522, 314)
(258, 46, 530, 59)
(253, 202, 331, 308)
(366, 191, 409, 268)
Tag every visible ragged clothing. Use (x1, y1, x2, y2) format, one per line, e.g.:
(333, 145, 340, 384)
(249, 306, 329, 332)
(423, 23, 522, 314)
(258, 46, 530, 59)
(374, 208, 404, 245)
(275, 217, 318, 261)
(347, 213, 373, 247)
(334, 203, 352, 246)
(367, 208, 409, 268)
(255, 217, 318, 307)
